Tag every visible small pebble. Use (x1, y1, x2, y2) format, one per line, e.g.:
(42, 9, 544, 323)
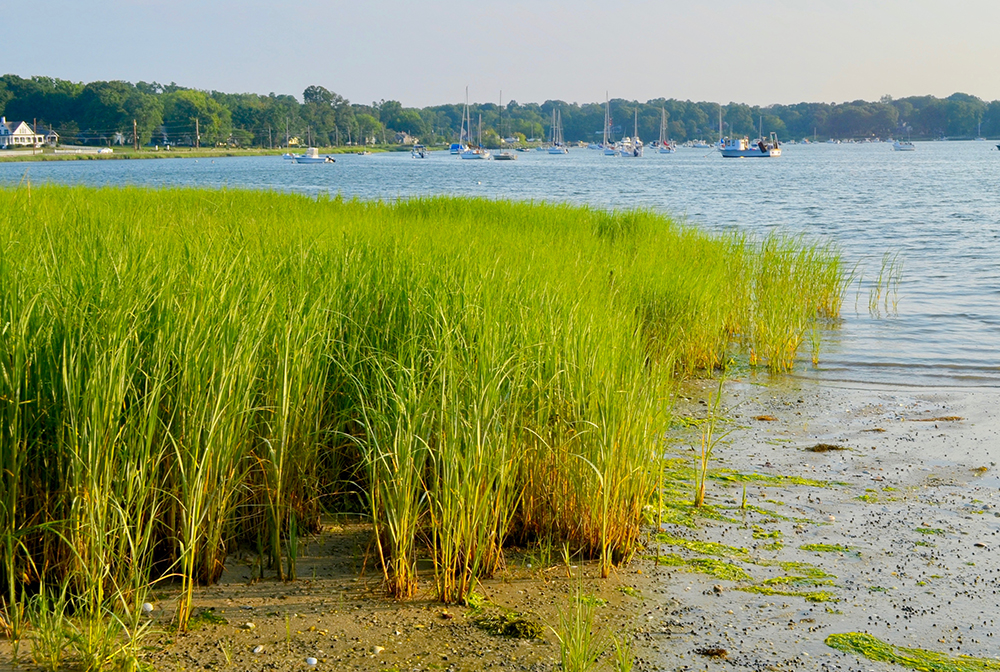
(373, 645, 384, 655)
(141, 602, 154, 615)
(253, 645, 264, 654)
(243, 622, 256, 630)
(305, 657, 318, 666)
(827, 515, 836, 522)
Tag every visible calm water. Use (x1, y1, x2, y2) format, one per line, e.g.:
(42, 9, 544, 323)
(4, 142, 999, 387)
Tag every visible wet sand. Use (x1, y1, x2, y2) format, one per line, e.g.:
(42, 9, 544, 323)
(636, 377, 1000, 671)
(3, 378, 998, 671)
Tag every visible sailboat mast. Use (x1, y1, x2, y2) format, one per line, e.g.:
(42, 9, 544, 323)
(604, 93, 609, 146)
(462, 86, 470, 145)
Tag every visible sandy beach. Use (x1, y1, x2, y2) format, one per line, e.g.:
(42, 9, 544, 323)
(3, 377, 997, 672)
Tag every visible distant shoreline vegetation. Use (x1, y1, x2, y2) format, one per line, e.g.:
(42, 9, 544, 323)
(0, 74, 996, 150)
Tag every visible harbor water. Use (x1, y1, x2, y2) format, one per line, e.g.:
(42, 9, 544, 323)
(3, 141, 998, 387)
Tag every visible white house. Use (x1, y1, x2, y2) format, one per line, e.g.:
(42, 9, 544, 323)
(0, 117, 57, 148)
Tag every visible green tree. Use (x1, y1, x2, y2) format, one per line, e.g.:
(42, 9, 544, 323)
(76, 81, 162, 145)
(354, 113, 382, 145)
(482, 128, 500, 149)
(162, 89, 231, 146)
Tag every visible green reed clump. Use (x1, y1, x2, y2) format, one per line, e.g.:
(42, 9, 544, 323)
(0, 186, 845, 625)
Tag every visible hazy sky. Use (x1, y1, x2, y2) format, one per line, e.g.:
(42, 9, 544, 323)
(8, 0, 1000, 107)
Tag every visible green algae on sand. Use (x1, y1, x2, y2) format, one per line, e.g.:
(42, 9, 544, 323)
(826, 632, 1000, 671)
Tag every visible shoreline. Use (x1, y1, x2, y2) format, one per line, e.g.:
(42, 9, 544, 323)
(0, 146, 420, 163)
(4, 377, 992, 671)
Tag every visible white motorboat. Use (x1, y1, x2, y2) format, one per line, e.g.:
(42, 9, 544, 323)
(294, 147, 334, 163)
(720, 133, 781, 158)
(892, 140, 915, 151)
(617, 109, 643, 157)
(411, 144, 429, 158)
(691, 140, 711, 149)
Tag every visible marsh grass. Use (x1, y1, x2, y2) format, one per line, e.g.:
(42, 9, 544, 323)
(0, 186, 845, 629)
(552, 586, 608, 672)
(868, 252, 903, 317)
(693, 378, 733, 508)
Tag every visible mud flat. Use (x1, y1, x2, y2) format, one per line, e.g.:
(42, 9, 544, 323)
(4, 378, 997, 671)
(639, 377, 1000, 671)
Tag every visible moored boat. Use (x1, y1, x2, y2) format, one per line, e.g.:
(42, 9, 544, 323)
(617, 109, 643, 157)
(494, 93, 517, 160)
(547, 108, 569, 154)
(461, 112, 492, 159)
(293, 147, 335, 163)
(720, 133, 781, 158)
(460, 147, 491, 159)
(892, 140, 916, 151)
(658, 107, 675, 153)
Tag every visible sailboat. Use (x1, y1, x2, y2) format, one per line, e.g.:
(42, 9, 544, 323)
(716, 105, 724, 149)
(548, 108, 568, 154)
(975, 121, 986, 141)
(603, 94, 619, 156)
(461, 112, 492, 159)
(658, 107, 675, 154)
(451, 87, 472, 154)
(495, 91, 516, 160)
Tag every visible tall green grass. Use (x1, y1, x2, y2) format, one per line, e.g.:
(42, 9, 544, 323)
(0, 185, 844, 626)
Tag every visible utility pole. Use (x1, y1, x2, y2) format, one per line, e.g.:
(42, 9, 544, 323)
(195, 118, 200, 149)
(285, 117, 289, 147)
(33, 118, 37, 155)
(268, 126, 272, 149)
(133, 119, 138, 151)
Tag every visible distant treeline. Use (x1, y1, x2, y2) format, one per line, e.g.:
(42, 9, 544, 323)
(2, 74, 997, 147)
